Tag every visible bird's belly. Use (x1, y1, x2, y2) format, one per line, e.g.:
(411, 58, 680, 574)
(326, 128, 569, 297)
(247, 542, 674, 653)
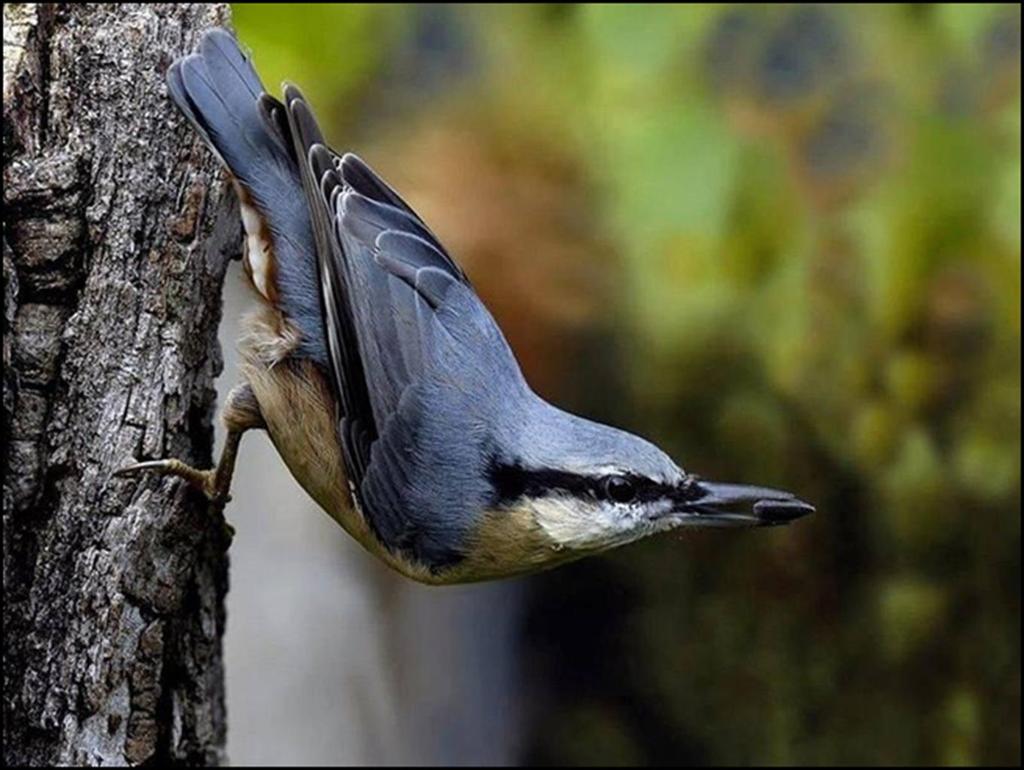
(238, 342, 369, 546)
(236, 321, 439, 581)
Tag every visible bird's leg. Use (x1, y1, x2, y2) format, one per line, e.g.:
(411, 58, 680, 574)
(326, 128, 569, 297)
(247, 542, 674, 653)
(115, 383, 265, 507)
(115, 433, 243, 505)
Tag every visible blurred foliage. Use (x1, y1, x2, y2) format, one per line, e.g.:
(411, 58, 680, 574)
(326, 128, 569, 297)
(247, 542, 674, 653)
(234, 4, 1020, 765)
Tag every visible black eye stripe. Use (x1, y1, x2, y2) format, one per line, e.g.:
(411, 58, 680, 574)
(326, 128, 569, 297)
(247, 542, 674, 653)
(488, 459, 673, 506)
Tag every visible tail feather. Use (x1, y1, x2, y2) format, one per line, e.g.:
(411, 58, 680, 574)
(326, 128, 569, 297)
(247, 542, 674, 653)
(166, 58, 220, 162)
(201, 28, 262, 100)
(167, 28, 326, 364)
(171, 40, 282, 192)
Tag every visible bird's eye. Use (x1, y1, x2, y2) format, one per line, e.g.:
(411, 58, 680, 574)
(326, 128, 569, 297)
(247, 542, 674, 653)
(603, 476, 637, 504)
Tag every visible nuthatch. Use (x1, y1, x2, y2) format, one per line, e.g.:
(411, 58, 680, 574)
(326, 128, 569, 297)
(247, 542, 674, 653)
(117, 29, 814, 585)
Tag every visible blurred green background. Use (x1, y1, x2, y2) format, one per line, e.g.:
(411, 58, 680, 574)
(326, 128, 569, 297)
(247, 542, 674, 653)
(230, 4, 1020, 765)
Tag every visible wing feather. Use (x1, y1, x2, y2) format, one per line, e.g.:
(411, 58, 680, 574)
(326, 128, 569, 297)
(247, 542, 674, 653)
(282, 85, 527, 569)
(283, 86, 378, 488)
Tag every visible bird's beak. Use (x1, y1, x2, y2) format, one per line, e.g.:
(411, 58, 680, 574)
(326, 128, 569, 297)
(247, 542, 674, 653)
(671, 480, 815, 527)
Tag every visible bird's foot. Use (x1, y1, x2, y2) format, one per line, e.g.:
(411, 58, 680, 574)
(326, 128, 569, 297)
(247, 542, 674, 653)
(114, 458, 232, 507)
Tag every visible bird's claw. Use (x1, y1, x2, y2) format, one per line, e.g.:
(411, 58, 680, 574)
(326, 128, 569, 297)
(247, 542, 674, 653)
(115, 458, 232, 506)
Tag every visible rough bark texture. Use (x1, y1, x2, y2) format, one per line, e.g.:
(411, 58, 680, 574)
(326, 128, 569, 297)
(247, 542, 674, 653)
(3, 4, 239, 765)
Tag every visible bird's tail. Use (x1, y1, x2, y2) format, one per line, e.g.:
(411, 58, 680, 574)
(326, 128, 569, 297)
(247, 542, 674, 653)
(167, 28, 326, 363)
(167, 28, 290, 187)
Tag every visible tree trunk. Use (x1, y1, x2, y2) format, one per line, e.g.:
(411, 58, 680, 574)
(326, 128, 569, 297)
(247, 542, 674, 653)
(3, 4, 239, 765)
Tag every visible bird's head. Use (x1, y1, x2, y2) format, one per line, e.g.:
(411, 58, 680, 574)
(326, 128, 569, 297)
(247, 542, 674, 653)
(480, 408, 814, 570)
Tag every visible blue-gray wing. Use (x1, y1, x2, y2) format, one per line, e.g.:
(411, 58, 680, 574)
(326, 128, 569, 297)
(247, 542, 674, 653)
(282, 87, 526, 569)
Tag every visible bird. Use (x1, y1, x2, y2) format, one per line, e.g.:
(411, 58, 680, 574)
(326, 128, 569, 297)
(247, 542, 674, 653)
(116, 28, 814, 585)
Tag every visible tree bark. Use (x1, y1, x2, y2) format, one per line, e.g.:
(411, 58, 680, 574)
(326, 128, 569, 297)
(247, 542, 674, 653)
(3, 4, 238, 765)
